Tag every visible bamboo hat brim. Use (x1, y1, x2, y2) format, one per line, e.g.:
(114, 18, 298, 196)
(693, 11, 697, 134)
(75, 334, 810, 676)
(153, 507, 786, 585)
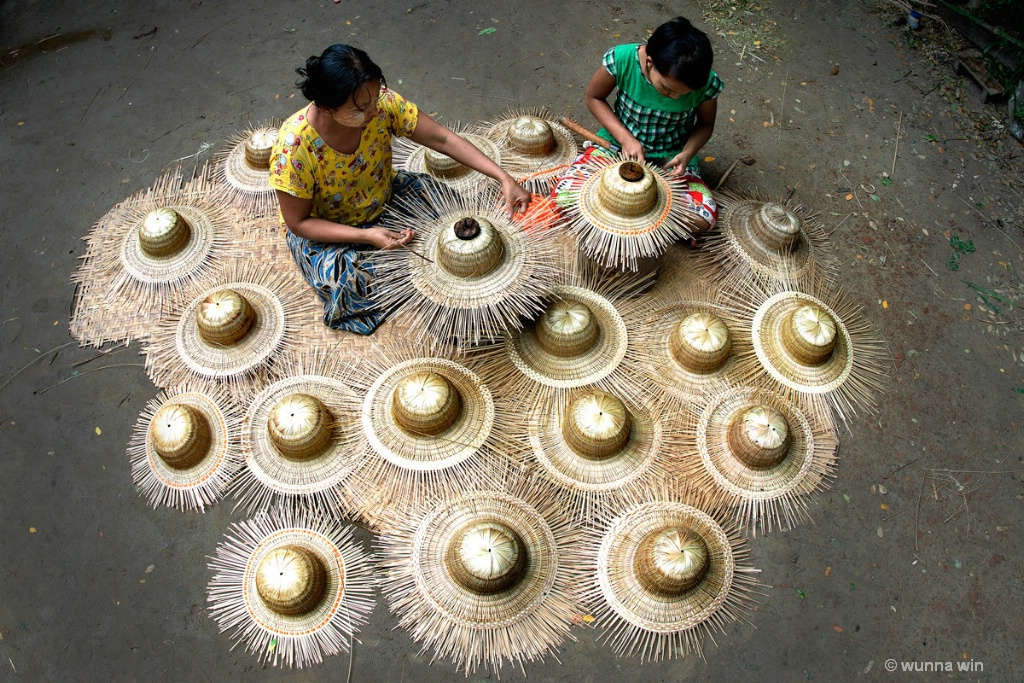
(480, 111, 579, 179)
(233, 374, 360, 512)
(506, 285, 628, 389)
(563, 155, 697, 271)
(127, 381, 243, 512)
(689, 386, 838, 533)
(362, 358, 494, 471)
(638, 302, 743, 403)
(375, 484, 581, 673)
(214, 123, 280, 216)
(397, 133, 502, 191)
(372, 184, 568, 348)
(528, 390, 662, 499)
(752, 292, 854, 395)
(207, 508, 375, 668)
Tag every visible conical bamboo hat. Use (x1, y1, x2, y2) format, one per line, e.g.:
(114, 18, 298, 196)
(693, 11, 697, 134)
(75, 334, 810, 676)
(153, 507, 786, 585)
(695, 190, 840, 290)
(555, 152, 699, 272)
(213, 120, 281, 216)
(127, 380, 243, 512)
(371, 182, 570, 349)
(581, 491, 765, 661)
(206, 506, 375, 668)
(672, 385, 839, 535)
(374, 479, 583, 674)
(228, 350, 362, 517)
(142, 261, 320, 396)
(724, 277, 891, 426)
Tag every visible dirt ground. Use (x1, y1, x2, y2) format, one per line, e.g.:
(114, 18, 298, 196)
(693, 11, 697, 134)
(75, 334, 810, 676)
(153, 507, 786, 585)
(1, 0, 1022, 680)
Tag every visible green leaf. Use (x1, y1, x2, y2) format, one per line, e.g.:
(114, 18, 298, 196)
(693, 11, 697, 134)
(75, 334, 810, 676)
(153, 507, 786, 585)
(1013, 388, 1024, 394)
(478, 27, 497, 35)
(925, 133, 937, 142)
(869, 194, 881, 202)
(881, 177, 892, 186)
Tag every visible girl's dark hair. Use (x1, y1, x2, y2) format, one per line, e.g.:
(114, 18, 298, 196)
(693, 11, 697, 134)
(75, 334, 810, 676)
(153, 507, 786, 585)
(646, 17, 713, 91)
(295, 44, 384, 108)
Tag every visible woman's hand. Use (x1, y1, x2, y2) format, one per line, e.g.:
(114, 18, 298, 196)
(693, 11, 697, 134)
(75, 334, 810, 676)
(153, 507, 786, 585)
(365, 226, 415, 250)
(501, 179, 532, 218)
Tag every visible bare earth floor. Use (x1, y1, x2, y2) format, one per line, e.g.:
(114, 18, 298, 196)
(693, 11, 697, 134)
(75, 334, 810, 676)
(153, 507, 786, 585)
(1, 0, 1022, 681)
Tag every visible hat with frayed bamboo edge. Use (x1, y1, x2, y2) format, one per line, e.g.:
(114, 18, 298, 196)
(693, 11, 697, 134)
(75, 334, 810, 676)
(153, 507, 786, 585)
(472, 260, 655, 416)
(335, 338, 519, 529)
(143, 261, 320, 395)
(725, 276, 891, 427)
(477, 108, 579, 193)
(393, 122, 502, 192)
(634, 282, 748, 411)
(206, 506, 375, 669)
(693, 190, 840, 290)
(555, 153, 699, 272)
(371, 182, 570, 350)
(227, 349, 362, 518)
(70, 165, 245, 348)
(581, 487, 766, 662)
(213, 121, 281, 216)
(374, 477, 584, 675)
(523, 387, 667, 524)
(673, 385, 838, 536)
(127, 380, 244, 512)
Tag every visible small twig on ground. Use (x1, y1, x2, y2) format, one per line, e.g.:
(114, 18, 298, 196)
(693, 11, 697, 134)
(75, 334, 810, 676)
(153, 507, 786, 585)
(914, 474, 926, 552)
(992, 222, 1024, 256)
(34, 363, 145, 395)
(778, 68, 789, 138)
(71, 344, 126, 368)
(881, 456, 923, 482)
(714, 155, 755, 190)
(891, 111, 903, 177)
(70, 86, 104, 144)
(172, 14, 242, 56)
(0, 342, 76, 393)
(919, 258, 939, 277)
(825, 213, 852, 237)
(957, 195, 988, 220)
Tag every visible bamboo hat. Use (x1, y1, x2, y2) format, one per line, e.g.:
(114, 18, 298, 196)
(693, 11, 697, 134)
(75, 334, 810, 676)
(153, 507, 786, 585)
(228, 350, 362, 516)
(525, 388, 666, 523)
(478, 109, 579, 193)
(676, 386, 838, 535)
(207, 507, 375, 668)
(375, 483, 582, 674)
(695, 191, 839, 289)
(336, 340, 516, 527)
(143, 262, 318, 393)
(372, 183, 568, 348)
(728, 279, 890, 425)
(214, 121, 281, 216)
(582, 496, 763, 661)
(70, 166, 243, 347)
(394, 125, 502, 192)
(636, 294, 746, 408)
(558, 154, 698, 272)
(127, 380, 243, 512)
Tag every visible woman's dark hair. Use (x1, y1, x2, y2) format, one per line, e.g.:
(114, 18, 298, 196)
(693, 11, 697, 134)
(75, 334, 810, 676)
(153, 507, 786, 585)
(295, 44, 384, 109)
(646, 17, 713, 91)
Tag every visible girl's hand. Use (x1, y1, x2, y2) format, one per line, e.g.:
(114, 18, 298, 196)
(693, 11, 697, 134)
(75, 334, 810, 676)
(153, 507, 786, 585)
(663, 153, 691, 177)
(621, 137, 645, 163)
(501, 179, 532, 218)
(366, 226, 415, 250)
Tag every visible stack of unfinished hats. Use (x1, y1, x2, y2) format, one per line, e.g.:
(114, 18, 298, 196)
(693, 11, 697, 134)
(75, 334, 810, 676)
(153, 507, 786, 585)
(69, 107, 891, 674)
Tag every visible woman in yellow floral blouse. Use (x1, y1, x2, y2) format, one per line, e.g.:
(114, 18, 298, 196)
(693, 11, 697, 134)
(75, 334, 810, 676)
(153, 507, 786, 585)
(270, 44, 531, 333)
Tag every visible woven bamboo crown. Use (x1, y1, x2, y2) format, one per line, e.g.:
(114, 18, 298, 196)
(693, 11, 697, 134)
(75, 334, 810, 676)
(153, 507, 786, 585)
(562, 390, 632, 460)
(596, 161, 658, 217)
(726, 404, 792, 469)
(634, 527, 710, 596)
(255, 545, 330, 616)
(536, 299, 600, 358)
(243, 129, 277, 170)
(196, 288, 257, 346)
(747, 202, 802, 252)
(782, 304, 838, 365)
(149, 402, 212, 470)
(139, 208, 192, 258)
(447, 521, 528, 594)
(669, 311, 732, 373)
(389, 371, 464, 436)
(436, 217, 505, 278)
(267, 393, 335, 461)
(509, 116, 556, 155)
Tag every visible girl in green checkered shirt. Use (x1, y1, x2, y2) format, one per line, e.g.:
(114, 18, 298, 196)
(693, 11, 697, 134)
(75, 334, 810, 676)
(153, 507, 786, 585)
(584, 16, 722, 232)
